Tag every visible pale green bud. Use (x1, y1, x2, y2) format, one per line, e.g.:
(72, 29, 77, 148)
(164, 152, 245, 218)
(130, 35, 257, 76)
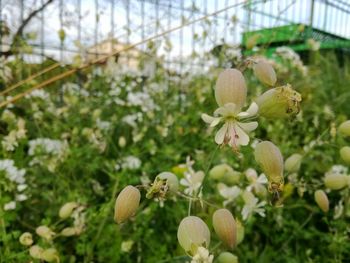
(114, 185, 141, 224)
(59, 202, 78, 219)
(324, 173, 348, 190)
(255, 85, 301, 119)
(60, 227, 77, 237)
(314, 190, 329, 213)
(215, 69, 247, 109)
(41, 248, 59, 262)
(254, 141, 284, 192)
(284, 153, 303, 173)
(212, 209, 236, 249)
(118, 136, 127, 148)
(29, 245, 44, 259)
(177, 216, 210, 256)
(19, 232, 33, 246)
(36, 226, 55, 241)
(156, 172, 179, 193)
(217, 252, 238, 263)
(340, 146, 350, 165)
(339, 120, 350, 137)
(253, 60, 277, 86)
(209, 164, 240, 185)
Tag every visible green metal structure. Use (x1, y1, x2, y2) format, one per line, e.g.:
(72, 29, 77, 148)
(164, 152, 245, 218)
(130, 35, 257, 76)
(242, 0, 350, 56)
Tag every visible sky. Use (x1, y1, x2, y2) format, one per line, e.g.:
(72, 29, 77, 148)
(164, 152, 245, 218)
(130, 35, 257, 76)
(1, 0, 350, 64)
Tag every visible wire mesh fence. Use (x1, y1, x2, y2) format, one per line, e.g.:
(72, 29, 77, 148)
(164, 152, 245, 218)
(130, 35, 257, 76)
(0, 0, 350, 84)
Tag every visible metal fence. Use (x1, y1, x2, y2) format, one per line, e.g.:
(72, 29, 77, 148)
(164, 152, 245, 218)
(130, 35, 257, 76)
(1, 0, 350, 72)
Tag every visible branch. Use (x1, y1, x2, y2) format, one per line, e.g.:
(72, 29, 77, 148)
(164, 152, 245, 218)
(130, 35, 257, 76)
(1, 0, 55, 57)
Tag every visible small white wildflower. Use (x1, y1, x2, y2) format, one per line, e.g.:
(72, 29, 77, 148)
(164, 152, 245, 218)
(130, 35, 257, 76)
(121, 240, 134, 253)
(241, 191, 266, 220)
(245, 168, 268, 195)
(217, 183, 241, 207)
(120, 156, 142, 170)
(202, 102, 258, 151)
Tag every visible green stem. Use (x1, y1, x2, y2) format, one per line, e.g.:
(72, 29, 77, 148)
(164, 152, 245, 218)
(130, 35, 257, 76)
(0, 189, 10, 258)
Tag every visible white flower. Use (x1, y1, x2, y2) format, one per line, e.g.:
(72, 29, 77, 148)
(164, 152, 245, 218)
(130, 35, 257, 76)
(120, 156, 142, 170)
(191, 247, 214, 263)
(180, 171, 205, 196)
(121, 240, 134, 253)
(241, 191, 266, 220)
(334, 200, 344, 220)
(217, 183, 241, 207)
(245, 168, 268, 195)
(4, 201, 16, 211)
(202, 102, 258, 151)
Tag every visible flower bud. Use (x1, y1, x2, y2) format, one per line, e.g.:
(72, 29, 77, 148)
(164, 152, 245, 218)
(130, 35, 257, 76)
(61, 227, 77, 237)
(59, 202, 78, 219)
(36, 226, 55, 241)
(340, 146, 350, 165)
(253, 60, 277, 86)
(284, 153, 302, 173)
(114, 185, 141, 224)
(19, 232, 33, 246)
(118, 136, 127, 148)
(177, 216, 210, 255)
(254, 141, 283, 179)
(212, 209, 236, 249)
(215, 69, 247, 109)
(41, 248, 59, 262)
(314, 190, 329, 213)
(324, 173, 348, 190)
(339, 120, 350, 137)
(255, 84, 301, 119)
(29, 245, 44, 259)
(236, 220, 244, 245)
(217, 252, 238, 263)
(245, 34, 261, 50)
(156, 172, 179, 193)
(209, 164, 240, 184)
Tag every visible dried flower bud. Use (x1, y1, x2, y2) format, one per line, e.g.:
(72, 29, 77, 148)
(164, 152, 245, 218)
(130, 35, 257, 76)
(59, 202, 78, 219)
(314, 190, 329, 213)
(324, 173, 348, 190)
(254, 141, 284, 193)
(19, 232, 33, 246)
(217, 252, 238, 263)
(209, 164, 240, 184)
(36, 226, 55, 241)
(114, 185, 141, 224)
(340, 146, 350, 165)
(29, 245, 44, 259)
(253, 60, 277, 86)
(41, 248, 59, 262)
(212, 209, 236, 249)
(156, 172, 179, 193)
(177, 216, 210, 255)
(255, 84, 301, 119)
(339, 120, 350, 137)
(61, 227, 77, 237)
(215, 69, 247, 109)
(284, 153, 302, 173)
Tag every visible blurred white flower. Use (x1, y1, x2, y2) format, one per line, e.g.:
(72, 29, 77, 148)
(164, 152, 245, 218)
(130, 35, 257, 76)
(334, 200, 344, 220)
(121, 240, 134, 253)
(4, 201, 16, 211)
(179, 157, 204, 196)
(202, 102, 258, 151)
(120, 156, 142, 170)
(241, 191, 266, 220)
(191, 247, 214, 263)
(245, 168, 268, 195)
(218, 183, 241, 207)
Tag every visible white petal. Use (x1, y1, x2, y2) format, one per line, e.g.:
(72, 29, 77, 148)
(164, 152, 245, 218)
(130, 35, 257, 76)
(210, 117, 222, 127)
(234, 124, 250, 146)
(215, 123, 228, 145)
(237, 121, 258, 132)
(214, 103, 236, 116)
(201, 113, 215, 124)
(257, 174, 268, 184)
(237, 102, 259, 119)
